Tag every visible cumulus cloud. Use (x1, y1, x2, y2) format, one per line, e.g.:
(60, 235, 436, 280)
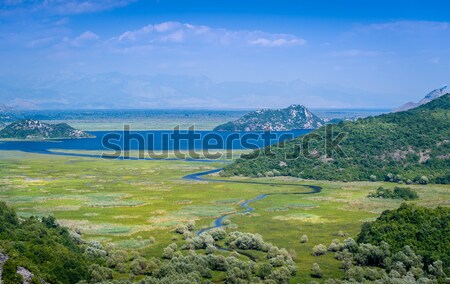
(113, 21, 306, 48)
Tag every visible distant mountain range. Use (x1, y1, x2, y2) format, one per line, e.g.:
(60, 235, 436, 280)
(394, 86, 447, 112)
(0, 104, 23, 124)
(0, 120, 94, 139)
(0, 72, 394, 110)
(223, 94, 450, 184)
(214, 104, 324, 131)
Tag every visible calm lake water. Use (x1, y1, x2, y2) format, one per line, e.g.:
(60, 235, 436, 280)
(0, 130, 312, 154)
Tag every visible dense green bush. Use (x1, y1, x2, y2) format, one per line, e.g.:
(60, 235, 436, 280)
(312, 244, 327, 256)
(368, 186, 418, 200)
(357, 203, 450, 274)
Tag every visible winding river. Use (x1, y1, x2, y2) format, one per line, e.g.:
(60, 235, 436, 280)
(182, 169, 322, 235)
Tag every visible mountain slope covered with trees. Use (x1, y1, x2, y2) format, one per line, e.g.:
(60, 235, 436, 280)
(0, 120, 93, 139)
(222, 94, 450, 183)
(214, 104, 324, 131)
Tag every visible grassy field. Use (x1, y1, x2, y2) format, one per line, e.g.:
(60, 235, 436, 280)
(0, 150, 449, 282)
(41, 114, 242, 131)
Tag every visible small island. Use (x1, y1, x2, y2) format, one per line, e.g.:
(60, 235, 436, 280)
(0, 119, 95, 140)
(214, 104, 324, 131)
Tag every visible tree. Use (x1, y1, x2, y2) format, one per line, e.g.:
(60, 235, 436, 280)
(130, 257, 148, 275)
(311, 263, 323, 278)
(419, 175, 429, 184)
(255, 263, 272, 279)
(88, 264, 112, 283)
(205, 245, 216, 255)
(162, 246, 175, 259)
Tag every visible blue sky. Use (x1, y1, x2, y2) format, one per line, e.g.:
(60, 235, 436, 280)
(0, 0, 449, 109)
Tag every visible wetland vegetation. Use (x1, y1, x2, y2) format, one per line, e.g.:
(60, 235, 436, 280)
(0, 149, 448, 283)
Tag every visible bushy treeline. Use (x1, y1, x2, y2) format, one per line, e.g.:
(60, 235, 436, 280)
(306, 205, 449, 283)
(84, 227, 298, 284)
(368, 186, 418, 200)
(168, 228, 297, 283)
(357, 204, 450, 275)
(222, 94, 450, 183)
(324, 239, 447, 283)
(0, 201, 90, 284)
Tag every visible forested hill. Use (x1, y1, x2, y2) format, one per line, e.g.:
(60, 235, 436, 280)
(0, 120, 94, 139)
(214, 104, 324, 131)
(222, 94, 450, 183)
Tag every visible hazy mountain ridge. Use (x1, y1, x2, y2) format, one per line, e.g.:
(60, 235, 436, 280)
(0, 120, 94, 139)
(223, 94, 450, 183)
(394, 86, 447, 112)
(214, 104, 324, 131)
(0, 104, 23, 125)
(0, 73, 393, 110)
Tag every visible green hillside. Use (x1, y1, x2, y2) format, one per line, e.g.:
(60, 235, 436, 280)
(0, 120, 94, 139)
(222, 94, 450, 183)
(0, 202, 90, 284)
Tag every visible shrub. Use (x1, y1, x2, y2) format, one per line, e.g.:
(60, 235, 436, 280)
(130, 257, 147, 275)
(2, 259, 23, 284)
(205, 245, 216, 255)
(162, 244, 177, 259)
(186, 221, 196, 231)
(368, 186, 418, 200)
(255, 263, 272, 279)
(354, 242, 390, 266)
(89, 264, 112, 283)
(227, 232, 269, 251)
(393, 187, 418, 200)
(342, 238, 358, 253)
(312, 244, 327, 256)
(300, 234, 308, 243)
(419, 176, 429, 185)
(311, 263, 323, 278)
(328, 239, 343, 252)
(209, 228, 226, 241)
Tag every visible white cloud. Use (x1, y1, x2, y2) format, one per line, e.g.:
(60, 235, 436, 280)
(330, 49, 379, 57)
(114, 21, 306, 48)
(358, 21, 449, 33)
(1, 0, 136, 16)
(62, 31, 99, 47)
(154, 21, 180, 33)
(76, 31, 99, 41)
(249, 37, 305, 47)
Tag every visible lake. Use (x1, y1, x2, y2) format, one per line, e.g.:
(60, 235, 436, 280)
(0, 130, 312, 158)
